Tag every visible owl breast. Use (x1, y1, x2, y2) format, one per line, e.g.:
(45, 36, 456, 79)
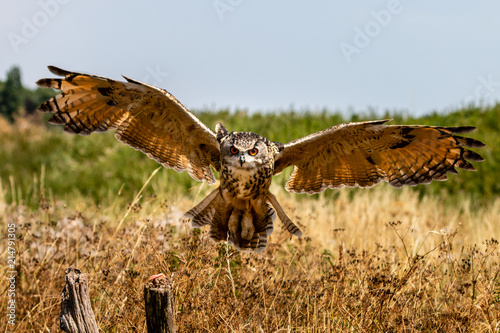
(220, 163, 273, 200)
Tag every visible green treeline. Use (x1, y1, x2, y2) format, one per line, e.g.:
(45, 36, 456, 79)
(0, 65, 54, 121)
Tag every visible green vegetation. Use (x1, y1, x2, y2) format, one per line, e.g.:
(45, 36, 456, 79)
(0, 105, 497, 210)
(0, 65, 496, 208)
(0, 65, 55, 122)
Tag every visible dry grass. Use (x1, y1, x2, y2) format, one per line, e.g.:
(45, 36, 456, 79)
(1, 177, 499, 332)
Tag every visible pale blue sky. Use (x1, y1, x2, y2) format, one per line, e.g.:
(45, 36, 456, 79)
(1, 0, 499, 116)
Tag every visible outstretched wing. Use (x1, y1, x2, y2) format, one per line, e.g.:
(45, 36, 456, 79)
(37, 66, 220, 184)
(274, 120, 485, 194)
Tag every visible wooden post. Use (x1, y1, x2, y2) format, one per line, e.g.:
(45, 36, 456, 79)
(60, 266, 99, 333)
(144, 275, 175, 333)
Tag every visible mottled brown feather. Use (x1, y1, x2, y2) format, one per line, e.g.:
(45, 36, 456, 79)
(274, 120, 485, 194)
(36, 66, 220, 184)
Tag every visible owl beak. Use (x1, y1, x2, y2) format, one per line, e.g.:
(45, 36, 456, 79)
(239, 155, 245, 166)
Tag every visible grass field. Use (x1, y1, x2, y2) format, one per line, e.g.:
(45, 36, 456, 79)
(1, 106, 499, 332)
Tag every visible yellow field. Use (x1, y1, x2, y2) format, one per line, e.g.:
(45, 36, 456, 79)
(1, 176, 498, 332)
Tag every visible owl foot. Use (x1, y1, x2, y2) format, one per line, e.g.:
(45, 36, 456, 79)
(240, 209, 255, 240)
(228, 211, 240, 236)
(228, 209, 255, 241)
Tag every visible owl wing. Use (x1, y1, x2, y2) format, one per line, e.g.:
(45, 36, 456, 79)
(37, 66, 220, 184)
(273, 120, 485, 194)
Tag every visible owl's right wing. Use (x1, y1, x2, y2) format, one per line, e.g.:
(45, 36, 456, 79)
(37, 66, 220, 184)
(273, 120, 485, 194)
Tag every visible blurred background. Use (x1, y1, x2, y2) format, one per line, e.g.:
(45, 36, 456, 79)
(0, 1, 498, 206)
(1, 0, 500, 115)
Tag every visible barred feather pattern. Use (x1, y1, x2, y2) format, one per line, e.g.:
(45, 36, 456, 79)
(184, 188, 276, 253)
(36, 66, 220, 184)
(267, 192, 302, 237)
(274, 120, 485, 194)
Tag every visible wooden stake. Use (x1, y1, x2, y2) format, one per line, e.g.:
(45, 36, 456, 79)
(144, 275, 175, 333)
(60, 266, 99, 333)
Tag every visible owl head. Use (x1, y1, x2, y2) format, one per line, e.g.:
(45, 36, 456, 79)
(216, 123, 272, 169)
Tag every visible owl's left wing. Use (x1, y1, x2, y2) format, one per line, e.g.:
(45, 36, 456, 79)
(273, 120, 485, 194)
(37, 66, 220, 184)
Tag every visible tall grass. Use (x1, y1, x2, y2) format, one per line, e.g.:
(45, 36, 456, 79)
(0, 106, 498, 331)
(1, 172, 498, 331)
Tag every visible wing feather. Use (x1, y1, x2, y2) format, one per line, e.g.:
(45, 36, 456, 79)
(37, 66, 220, 184)
(274, 120, 485, 194)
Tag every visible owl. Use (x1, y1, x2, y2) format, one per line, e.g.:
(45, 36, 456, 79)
(37, 66, 486, 253)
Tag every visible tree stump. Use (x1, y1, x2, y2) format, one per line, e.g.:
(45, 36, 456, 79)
(144, 275, 175, 333)
(60, 266, 99, 333)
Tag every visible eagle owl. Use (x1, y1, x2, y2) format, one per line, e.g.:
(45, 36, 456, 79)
(37, 66, 486, 253)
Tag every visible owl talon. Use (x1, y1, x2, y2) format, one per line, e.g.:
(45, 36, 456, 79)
(241, 209, 254, 240)
(228, 211, 240, 236)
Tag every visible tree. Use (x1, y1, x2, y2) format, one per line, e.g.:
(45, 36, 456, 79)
(0, 66, 23, 122)
(24, 86, 56, 115)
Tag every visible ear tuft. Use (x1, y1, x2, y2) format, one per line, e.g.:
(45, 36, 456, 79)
(215, 123, 228, 142)
(272, 141, 284, 152)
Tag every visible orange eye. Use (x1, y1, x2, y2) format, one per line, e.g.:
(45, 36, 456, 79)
(248, 148, 258, 156)
(230, 146, 239, 154)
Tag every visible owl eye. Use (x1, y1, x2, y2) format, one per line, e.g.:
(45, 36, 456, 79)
(230, 146, 239, 154)
(248, 148, 258, 156)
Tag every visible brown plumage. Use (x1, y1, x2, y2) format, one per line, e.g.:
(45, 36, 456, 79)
(37, 66, 220, 184)
(37, 66, 486, 253)
(274, 120, 485, 193)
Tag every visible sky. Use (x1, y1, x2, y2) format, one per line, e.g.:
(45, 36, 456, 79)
(1, 0, 500, 116)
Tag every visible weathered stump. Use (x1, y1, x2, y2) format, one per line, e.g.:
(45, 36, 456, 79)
(144, 275, 175, 333)
(60, 266, 99, 333)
